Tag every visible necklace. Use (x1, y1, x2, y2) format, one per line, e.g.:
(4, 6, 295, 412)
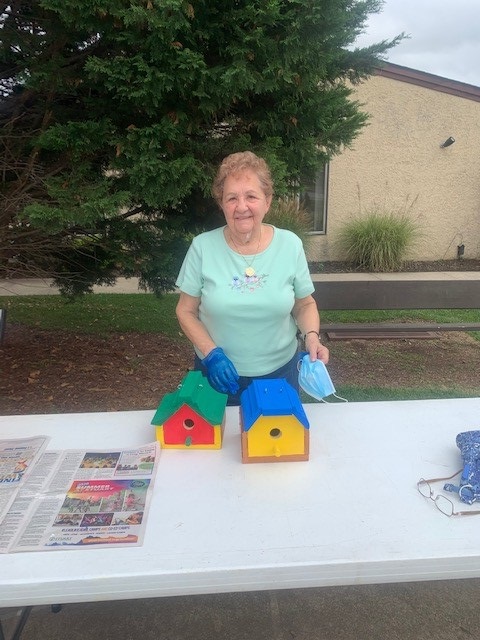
(229, 228, 262, 277)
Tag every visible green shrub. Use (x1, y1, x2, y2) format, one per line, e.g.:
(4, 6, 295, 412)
(265, 198, 312, 250)
(338, 210, 420, 272)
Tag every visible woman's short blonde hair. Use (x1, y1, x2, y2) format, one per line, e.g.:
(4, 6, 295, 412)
(212, 151, 274, 204)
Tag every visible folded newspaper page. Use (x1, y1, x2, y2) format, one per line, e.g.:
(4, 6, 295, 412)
(0, 436, 50, 523)
(0, 440, 160, 553)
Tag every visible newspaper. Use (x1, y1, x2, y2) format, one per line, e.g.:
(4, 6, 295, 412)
(0, 436, 50, 522)
(0, 440, 160, 553)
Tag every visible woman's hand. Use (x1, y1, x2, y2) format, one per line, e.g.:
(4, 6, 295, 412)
(304, 332, 329, 364)
(202, 347, 240, 394)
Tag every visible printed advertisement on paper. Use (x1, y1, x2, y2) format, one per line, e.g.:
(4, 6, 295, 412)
(0, 441, 160, 553)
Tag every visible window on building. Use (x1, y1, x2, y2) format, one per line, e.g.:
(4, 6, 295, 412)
(299, 165, 329, 234)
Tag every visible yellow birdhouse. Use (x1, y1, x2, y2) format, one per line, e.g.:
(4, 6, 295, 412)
(240, 379, 310, 463)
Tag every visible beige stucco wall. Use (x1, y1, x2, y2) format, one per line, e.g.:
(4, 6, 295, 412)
(309, 74, 480, 262)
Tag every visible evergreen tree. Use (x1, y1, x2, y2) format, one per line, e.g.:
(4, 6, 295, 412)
(0, 0, 400, 295)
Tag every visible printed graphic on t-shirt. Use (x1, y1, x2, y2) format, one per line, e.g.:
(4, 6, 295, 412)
(230, 273, 268, 292)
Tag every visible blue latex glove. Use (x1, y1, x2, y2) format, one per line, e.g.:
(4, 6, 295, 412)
(202, 347, 239, 395)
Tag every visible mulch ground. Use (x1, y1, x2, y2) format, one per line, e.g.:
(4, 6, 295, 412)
(1, 324, 479, 416)
(0, 325, 193, 415)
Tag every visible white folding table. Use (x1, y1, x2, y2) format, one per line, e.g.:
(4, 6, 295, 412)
(1, 398, 480, 615)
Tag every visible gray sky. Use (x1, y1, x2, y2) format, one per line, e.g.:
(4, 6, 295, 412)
(354, 0, 480, 87)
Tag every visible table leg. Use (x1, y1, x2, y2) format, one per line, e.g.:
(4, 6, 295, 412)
(0, 607, 32, 640)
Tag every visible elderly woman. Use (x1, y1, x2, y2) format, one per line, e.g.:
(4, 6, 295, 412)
(175, 151, 329, 405)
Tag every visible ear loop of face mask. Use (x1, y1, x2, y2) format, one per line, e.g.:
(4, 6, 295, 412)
(297, 354, 348, 403)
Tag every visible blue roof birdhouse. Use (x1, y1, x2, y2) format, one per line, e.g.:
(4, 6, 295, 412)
(240, 378, 309, 463)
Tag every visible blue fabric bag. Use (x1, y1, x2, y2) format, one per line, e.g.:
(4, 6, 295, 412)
(444, 430, 480, 504)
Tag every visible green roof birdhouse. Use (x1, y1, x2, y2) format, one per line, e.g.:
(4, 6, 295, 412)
(151, 371, 227, 449)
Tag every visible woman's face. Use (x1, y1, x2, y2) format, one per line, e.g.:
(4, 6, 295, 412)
(221, 169, 272, 238)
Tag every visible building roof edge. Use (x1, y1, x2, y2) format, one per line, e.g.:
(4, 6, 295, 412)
(374, 62, 480, 103)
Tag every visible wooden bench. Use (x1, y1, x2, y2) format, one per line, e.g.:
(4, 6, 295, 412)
(311, 274, 480, 339)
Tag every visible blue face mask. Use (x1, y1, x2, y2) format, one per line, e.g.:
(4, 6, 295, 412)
(298, 354, 346, 402)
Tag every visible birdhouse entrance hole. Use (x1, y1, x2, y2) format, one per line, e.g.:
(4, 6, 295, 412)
(270, 428, 282, 438)
(183, 418, 195, 430)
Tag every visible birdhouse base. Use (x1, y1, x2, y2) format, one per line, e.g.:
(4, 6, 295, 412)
(240, 430, 309, 463)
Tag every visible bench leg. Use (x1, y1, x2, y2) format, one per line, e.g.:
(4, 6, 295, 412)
(0, 308, 6, 346)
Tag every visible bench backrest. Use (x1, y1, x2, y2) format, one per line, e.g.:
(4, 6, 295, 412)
(311, 276, 480, 311)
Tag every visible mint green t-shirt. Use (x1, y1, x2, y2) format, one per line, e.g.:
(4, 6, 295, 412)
(176, 225, 314, 376)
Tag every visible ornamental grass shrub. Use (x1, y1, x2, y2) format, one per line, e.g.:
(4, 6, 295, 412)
(338, 210, 421, 272)
(265, 198, 312, 250)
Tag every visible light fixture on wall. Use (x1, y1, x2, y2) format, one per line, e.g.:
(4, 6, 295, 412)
(440, 136, 455, 148)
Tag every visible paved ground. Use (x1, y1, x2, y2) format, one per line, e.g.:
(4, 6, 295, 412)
(2, 271, 480, 297)
(2, 578, 480, 640)
(0, 277, 144, 296)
